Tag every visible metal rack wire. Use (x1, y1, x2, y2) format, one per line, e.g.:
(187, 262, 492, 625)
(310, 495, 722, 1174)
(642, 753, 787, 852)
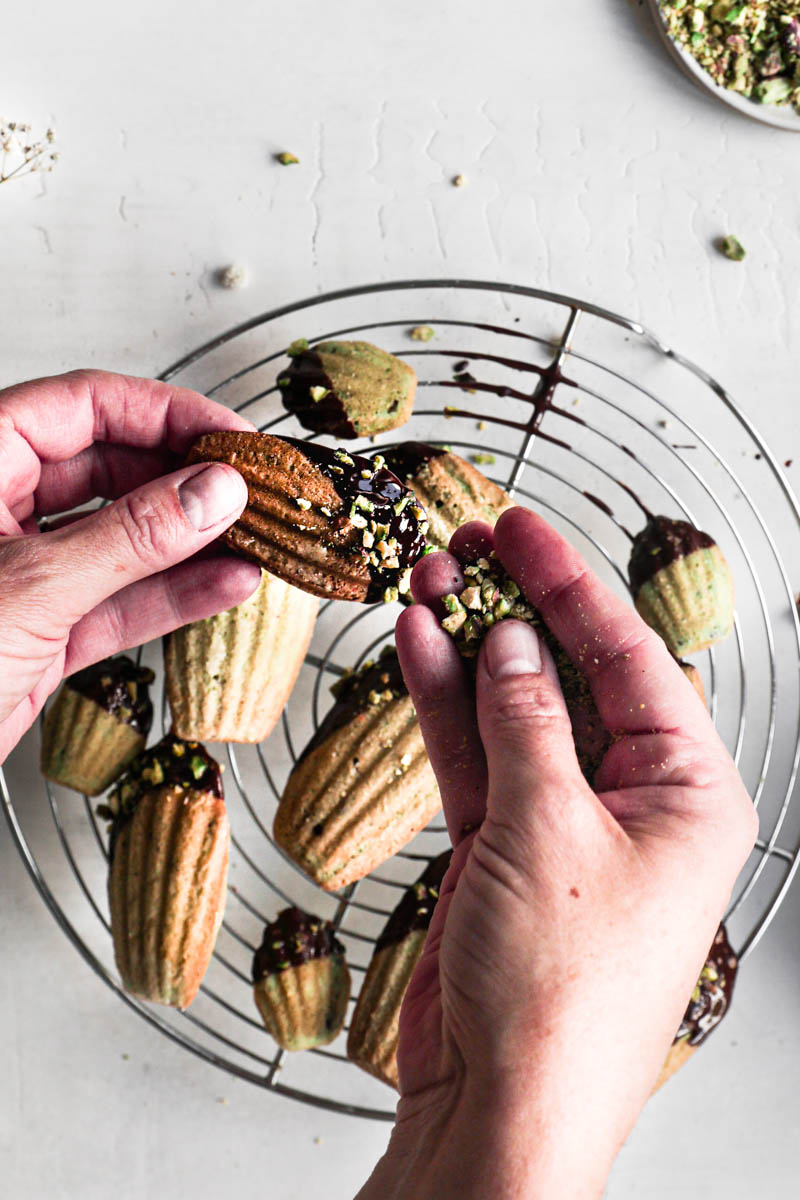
(4, 279, 800, 1121)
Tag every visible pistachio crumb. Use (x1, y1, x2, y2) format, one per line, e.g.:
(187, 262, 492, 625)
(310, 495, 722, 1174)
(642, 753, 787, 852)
(409, 325, 435, 342)
(276, 151, 299, 165)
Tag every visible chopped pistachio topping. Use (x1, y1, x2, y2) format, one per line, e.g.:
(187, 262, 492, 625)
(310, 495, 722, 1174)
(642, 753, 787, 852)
(309, 385, 330, 402)
(409, 324, 435, 341)
(471, 452, 496, 466)
(277, 151, 300, 165)
(660, 1, 800, 115)
(277, 377, 290, 387)
(287, 337, 309, 357)
(719, 234, 747, 261)
(441, 552, 535, 658)
(383, 586, 400, 604)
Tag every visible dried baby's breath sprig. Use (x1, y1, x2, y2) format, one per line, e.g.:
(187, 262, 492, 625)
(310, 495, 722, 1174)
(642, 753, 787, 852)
(0, 120, 59, 185)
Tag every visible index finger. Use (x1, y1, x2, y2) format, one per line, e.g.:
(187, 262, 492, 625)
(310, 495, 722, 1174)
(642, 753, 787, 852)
(493, 507, 708, 736)
(0, 369, 255, 510)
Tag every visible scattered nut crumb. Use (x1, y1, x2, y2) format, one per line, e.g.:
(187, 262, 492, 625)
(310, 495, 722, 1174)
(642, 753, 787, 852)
(313, 1137, 322, 1145)
(452, 174, 467, 188)
(276, 151, 299, 165)
(121, 1053, 130, 1061)
(216, 264, 248, 290)
(717, 235, 746, 262)
(409, 325, 434, 342)
(217, 1097, 229, 1106)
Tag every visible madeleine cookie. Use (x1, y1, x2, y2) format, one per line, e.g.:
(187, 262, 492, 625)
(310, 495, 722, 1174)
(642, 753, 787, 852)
(102, 734, 229, 1009)
(252, 907, 350, 1050)
(41, 657, 154, 796)
(278, 339, 416, 439)
(653, 925, 738, 1092)
(274, 647, 440, 891)
(629, 516, 734, 657)
(377, 442, 515, 553)
(188, 432, 428, 603)
(165, 569, 317, 743)
(347, 852, 450, 1088)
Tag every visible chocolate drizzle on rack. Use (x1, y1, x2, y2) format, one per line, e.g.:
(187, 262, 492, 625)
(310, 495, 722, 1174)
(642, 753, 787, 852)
(375, 851, 452, 954)
(67, 656, 155, 735)
(252, 907, 345, 980)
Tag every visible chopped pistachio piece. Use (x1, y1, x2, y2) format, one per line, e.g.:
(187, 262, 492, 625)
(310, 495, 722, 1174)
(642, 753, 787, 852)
(309, 385, 329, 402)
(287, 337, 309, 357)
(718, 234, 746, 262)
(276, 151, 299, 165)
(409, 325, 435, 341)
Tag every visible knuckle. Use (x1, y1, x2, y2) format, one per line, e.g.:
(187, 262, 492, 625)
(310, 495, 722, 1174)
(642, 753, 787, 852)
(113, 490, 175, 566)
(488, 678, 568, 732)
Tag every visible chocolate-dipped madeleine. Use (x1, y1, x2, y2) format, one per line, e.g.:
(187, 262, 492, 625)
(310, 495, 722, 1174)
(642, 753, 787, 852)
(274, 647, 441, 891)
(252, 907, 350, 1050)
(440, 553, 610, 782)
(165, 569, 317, 743)
(103, 734, 229, 1009)
(377, 442, 515, 553)
(41, 657, 154, 796)
(278, 339, 416, 439)
(628, 516, 734, 657)
(348, 852, 450, 1088)
(188, 432, 428, 604)
(653, 925, 738, 1092)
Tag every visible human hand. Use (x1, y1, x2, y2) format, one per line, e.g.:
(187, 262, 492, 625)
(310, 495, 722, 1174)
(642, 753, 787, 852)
(359, 508, 757, 1200)
(0, 370, 261, 763)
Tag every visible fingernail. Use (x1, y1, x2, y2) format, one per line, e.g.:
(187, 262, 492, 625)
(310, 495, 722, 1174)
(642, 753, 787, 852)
(178, 465, 245, 532)
(485, 620, 541, 679)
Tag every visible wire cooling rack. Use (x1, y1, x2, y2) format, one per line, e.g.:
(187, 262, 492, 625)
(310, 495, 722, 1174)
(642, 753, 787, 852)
(4, 279, 800, 1121)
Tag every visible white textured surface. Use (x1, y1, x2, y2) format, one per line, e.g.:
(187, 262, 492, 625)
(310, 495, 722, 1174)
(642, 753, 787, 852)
(2, 1, 800, 1197)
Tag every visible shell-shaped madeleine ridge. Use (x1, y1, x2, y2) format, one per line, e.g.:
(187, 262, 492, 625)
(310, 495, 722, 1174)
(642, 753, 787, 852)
(403, 450, 515, 551)
(41, 689, 144, 796)
(634, 544, 734, 657)
(166, 570, 317, 742)
(347, 931, 428, 1088)
(108, 785, 230, 1008)
(253, 956, 350, 1050)
(274, 695, 441, 890)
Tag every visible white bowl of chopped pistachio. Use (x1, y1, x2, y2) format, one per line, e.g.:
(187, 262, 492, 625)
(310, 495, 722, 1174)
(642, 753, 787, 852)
(647, 0, 800, 131)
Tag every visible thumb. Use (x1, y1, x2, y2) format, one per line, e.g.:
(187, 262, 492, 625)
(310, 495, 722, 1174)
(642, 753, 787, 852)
(476, 620, 586, 821)
(26, 462, 248, 623)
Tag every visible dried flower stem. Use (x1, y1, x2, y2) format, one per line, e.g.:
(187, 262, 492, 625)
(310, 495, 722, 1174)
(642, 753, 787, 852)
(0, 120, 59, 185)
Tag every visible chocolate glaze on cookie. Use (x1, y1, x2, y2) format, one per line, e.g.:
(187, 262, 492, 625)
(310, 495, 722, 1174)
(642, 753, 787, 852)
(676, 925, 738, 1047)
(280, 438, 428, 601)
(278, 349, 357, 438)
(252, 908, 345, 979)
(378, 442, 446, 482)
(629, 516, 715, 592)
(299, 647, 408, 764)
(102, 734, 223, 857)
(68, 657, 155, 735)
(375, 851, 451, 954)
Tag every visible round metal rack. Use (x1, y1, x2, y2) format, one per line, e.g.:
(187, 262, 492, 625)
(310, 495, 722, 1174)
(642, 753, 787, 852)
(4, 279, 800, 1121)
